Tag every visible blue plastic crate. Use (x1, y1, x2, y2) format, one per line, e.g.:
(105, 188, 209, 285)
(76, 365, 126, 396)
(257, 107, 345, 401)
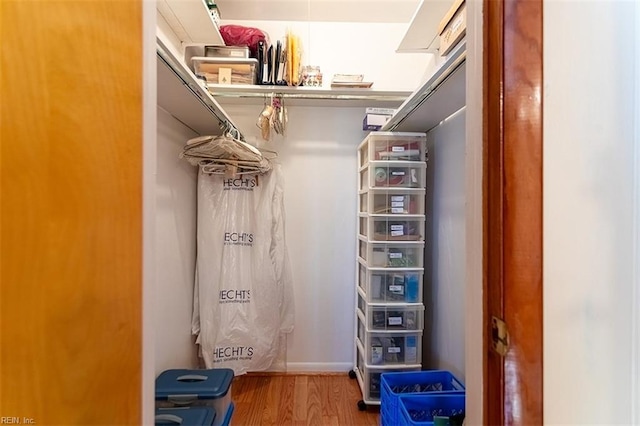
(155, 407, 215, 426)
(380, 370, 465, 426)
(399, 394, 465, 425)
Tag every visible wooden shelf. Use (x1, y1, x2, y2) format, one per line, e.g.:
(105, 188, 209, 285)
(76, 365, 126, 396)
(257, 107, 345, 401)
(397, 0, 454, 53)
(157, 37, 236, 136)
(382, 41, 466, 132)
(207, 84, 411, 108)
(157, 0, 225, 45)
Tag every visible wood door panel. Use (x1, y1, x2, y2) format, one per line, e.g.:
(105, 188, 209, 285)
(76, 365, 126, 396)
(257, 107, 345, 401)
(484, 0, 506, 423)
(503, 0, 543, 424)
(1, 1, 143, 424)
(484, 0, 543, 424)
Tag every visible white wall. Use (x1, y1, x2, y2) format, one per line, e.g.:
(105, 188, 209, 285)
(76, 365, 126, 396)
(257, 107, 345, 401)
(211, 18, 433, 371)
(154, 108, 200, 374)
(217, 0, 420, 24)
(424, 108, 466, 380)
(220, 102, 368, 370)
(222, 20, 432, 91)
(544, 1, 638, 423)
(152, 12, 437, 374)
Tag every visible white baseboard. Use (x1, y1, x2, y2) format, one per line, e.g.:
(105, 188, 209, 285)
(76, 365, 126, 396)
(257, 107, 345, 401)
(280, 362, 353, 373)
(633, 2, 640, 423)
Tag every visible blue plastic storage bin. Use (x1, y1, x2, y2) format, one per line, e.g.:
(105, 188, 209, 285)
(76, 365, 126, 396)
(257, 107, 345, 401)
(155, 407, 215, 426)
(155, 369, 234, 426)
(220, 402, 234, 426)
(398, 394, 465, 425)
(380, 370, 465, 426)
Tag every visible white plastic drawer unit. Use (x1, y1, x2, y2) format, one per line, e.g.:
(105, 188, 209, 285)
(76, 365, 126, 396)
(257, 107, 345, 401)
(355, 344, 420, 402)
(359, 240, 425, 268)
(359, 189, 425, 215)
(357, 314, 422, 366)
(358, 132, 426, 168)
(358, 263, 423, 303)
(357, 290, 424, 331)
(360, 162, 427, 190)
(358, 292, 424, 331)
(359, 215, 425, 242)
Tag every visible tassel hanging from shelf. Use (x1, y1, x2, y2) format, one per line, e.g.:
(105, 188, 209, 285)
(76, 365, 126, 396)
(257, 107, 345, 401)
(257, 93, 287, 141)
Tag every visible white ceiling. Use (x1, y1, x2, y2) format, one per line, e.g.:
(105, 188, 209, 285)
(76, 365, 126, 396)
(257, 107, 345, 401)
(215, 0, 421, 23)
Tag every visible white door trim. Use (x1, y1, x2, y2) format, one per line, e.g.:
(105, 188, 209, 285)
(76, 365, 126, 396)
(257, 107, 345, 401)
(632, 2, 640, 422)
(464, 0, 484, 424)
(142, 1, 157, 425)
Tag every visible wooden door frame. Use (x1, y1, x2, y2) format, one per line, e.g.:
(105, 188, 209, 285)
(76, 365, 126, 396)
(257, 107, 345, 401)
(483, 0, 544, 424)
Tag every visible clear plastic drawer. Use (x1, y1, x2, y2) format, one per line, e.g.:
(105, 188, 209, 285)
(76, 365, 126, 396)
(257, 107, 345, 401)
(357, 315, 422, 366)
(360, 162, 426, 190)
(359, 240, 424, 268)
(355, 345, 420, 402)
(357, 293, 424, 331)
(359, 190, 425, 215)
(358, 265, 423, 303)
(358, 132, 426, 168)
(359, 215, 425, 242)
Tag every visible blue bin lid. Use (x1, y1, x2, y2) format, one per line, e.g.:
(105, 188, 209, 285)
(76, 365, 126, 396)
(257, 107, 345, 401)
(155, 407, 215, 426)
(155, 369, 234, 400)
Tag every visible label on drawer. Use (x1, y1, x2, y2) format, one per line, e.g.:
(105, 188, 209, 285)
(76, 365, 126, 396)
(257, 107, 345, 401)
(389, 252, 403, 259)
(391, 201, 405, 207)
(392, 146, 405, 152)
(391, 196, 405, 202)
(390, 225, 404, 236)
(391, 171, 405, 176)
(389, 285, 404, 294)
(391, 207, 404, 214)
(388, 316, 403, 326)
(388, 346, 401, 353)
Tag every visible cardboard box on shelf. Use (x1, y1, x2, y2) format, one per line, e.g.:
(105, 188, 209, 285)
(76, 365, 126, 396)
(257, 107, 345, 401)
(438, 0, 466, 56)
(192, 56, 258, 85)
(363, 113, 393, 131)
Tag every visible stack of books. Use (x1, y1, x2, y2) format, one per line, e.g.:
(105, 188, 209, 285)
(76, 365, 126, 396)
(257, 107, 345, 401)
(331, 74, 373, 88)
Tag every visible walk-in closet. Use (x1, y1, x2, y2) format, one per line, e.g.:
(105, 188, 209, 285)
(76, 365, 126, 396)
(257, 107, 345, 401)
(155, 0, 470, 423)
(3, 0, 639, 424)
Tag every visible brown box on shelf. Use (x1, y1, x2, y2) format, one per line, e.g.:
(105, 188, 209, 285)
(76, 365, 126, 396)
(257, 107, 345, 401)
(438, 0, 466, 56)
(192, 56, 258, 85)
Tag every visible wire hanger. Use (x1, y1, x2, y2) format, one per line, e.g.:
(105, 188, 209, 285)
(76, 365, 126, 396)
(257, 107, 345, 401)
(180, 132, 272, 177)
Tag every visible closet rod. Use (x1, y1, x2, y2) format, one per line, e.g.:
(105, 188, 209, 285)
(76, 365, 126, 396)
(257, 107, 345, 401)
(206, 88, 410, 103)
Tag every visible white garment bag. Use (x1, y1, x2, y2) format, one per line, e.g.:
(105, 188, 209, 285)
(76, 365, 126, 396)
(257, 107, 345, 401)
(192, 164, 294, 374)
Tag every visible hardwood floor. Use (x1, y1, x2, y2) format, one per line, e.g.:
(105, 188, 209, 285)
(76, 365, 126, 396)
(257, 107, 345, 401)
(230, 373, 380, 425)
